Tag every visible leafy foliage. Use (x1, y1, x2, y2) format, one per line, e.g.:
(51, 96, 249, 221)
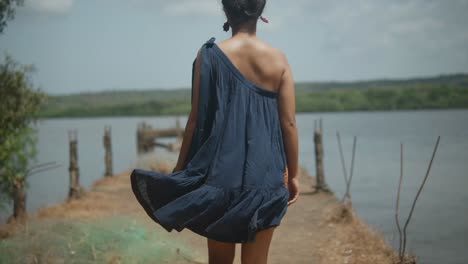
(0, 0, 23, 34)
(295, 85, 468, 112)
(0, 54, 45, 210)
(38, 74, 468, 117)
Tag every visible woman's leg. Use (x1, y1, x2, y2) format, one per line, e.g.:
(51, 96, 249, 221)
(241, 227, 276, 264)
(207, 238, 235, 264)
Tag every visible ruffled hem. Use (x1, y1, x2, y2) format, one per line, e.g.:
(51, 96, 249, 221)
(130, 168, 289, 243)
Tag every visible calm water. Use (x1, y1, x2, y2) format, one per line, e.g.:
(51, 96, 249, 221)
(296, 110, 468, 264)
(1, 110, 467, 264)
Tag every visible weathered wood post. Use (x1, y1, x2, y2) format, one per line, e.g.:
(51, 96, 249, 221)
(152, 125, 158, 155)
(314, 118, 330, 192)
(175, 117, 183, 142)
(12, 178, 27, 221)
(137, 122, 154, 154)
(137, 123, 145, 155)
(68, 130, 82, 200)
(103, 125, 113, 177)
(8, 162, 61, 222)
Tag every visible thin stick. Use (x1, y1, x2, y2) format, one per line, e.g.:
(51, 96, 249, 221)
(345, 136, 357, 199)
(396, 143, 404, 258)
(401, 136, 441, 258)
(28, 164, 62, 176)
(25, 161, 59, 177)
(337, 132, 348, 185)
(28, 161, 56, 171)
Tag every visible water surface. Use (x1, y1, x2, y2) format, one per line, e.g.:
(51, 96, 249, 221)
(1, 110, 467, 264)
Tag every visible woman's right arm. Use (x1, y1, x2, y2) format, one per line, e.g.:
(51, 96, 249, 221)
(277, 53, 299, 206)
(173, 49, 202, 172)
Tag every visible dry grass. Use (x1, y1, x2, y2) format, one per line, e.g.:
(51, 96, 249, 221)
(0, 162, 200, 264)
(0, 160, 173, 239)
(36, 170, 134, 220)
(318, 201, 417, 264)
(135, 153, 177, 172)
(1, 156, 410, 264)
(0, 220, 25, 240)
(325, 203, 356, 225)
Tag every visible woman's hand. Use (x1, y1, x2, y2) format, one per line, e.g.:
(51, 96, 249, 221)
(287, 177, 299, 206)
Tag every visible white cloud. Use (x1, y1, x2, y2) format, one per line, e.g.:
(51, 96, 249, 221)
(129, 0, 222, 17)
(26, 0, 74, 14)
(274, 0, 468, 53)
(162, 0, 221, 17)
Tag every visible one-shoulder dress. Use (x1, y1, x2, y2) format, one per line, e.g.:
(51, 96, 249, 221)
(130, 37, 289, 243)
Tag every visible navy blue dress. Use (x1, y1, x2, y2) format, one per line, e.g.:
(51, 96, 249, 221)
(130, 37, 289, 243)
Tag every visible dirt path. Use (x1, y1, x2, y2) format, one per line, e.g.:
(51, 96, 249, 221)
(158, 168, 397, 264)
(166, 168, 337, 264)
(0, 166, 397, 264)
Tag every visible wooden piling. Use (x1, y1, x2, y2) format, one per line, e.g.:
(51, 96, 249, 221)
(314, 118, 330, 192)
(137, 123, 142, 154)
(68, 130, 83, 200)
(175, 117, 183, 142)
(103, 125, 113, 177)
(136, 121, 184, 154)
(12, 178, 27, 221)
(137, 122, 148, 154)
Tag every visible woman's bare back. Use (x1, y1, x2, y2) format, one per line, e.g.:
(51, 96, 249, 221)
(216, 37, 287, 94)
(217, 36, 299, 206)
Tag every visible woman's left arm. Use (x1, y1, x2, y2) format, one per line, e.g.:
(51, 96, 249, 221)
(173, 49, 202, 172)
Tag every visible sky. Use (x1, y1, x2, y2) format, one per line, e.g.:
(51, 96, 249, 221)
(0, 0, 467, 95)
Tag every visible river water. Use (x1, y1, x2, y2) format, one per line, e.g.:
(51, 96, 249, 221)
(1, 110, 467, 264)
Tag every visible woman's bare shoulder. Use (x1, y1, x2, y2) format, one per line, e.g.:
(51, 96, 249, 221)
(256, 39, 287, 58)
(218, 38, 287, 61)
(216, 37, 290, 91)
(255, 39, 290, 74)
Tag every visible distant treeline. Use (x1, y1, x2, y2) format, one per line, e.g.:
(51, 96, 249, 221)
(38, 74, 468, 118)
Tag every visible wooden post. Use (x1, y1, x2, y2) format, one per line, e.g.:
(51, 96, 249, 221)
(314, 118, 330, 192)
(152, 124, 158, 155)
(103, 125, 113, 177)
(12, 178, 27, 221)
(175, 117, 183, 142)
(137, 122, 148, 154)
(68, 130, 82, 200)
(137, 121, 184, 154)
(137, 123, 145, 155)
(137, 122, 155, 154)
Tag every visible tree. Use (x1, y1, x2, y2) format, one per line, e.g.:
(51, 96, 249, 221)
(0, 54, 45, 221)
(1, 0, 49, 222)
(0, 0, 23, 33)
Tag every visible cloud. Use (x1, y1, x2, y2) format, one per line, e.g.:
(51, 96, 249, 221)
(162, 0, 221, 17)
(129, 0, 222, 17)
(26, 0, 74, 14)
(273, 0, 468, 53)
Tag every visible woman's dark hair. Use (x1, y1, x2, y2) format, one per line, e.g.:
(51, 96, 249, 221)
(222, 0, 266, 27)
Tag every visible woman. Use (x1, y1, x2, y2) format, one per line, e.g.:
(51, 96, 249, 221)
(130, 0, 299, 263)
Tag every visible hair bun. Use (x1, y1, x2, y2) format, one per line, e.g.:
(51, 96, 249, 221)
(222, 0, 266, 24)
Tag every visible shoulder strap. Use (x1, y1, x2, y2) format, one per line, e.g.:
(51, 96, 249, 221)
(190, 37, 215, 101)
(185, 37, 217, 170)
(204, 37, 216, 47)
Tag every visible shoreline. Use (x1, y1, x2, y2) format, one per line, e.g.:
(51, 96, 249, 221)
(0, 159, 404, 263)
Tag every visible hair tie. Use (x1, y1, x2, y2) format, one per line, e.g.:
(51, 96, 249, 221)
(223, 21, 230, 32)
(222, 16, 269, 32)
